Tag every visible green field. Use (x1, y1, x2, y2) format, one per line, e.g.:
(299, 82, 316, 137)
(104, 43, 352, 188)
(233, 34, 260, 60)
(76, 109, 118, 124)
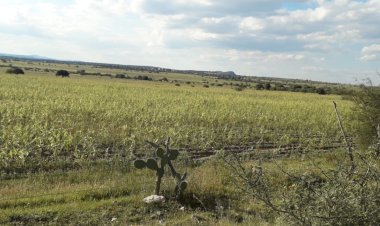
(1, 60, 374, 225)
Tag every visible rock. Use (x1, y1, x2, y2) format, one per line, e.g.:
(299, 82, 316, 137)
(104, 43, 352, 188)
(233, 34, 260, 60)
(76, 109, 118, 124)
(143, 195, 165, 204)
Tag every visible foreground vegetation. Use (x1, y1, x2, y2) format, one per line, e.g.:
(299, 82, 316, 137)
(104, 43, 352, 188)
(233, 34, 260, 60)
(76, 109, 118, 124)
(0, 59, 378, 225)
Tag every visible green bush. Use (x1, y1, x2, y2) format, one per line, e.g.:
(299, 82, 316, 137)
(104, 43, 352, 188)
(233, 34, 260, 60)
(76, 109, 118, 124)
(352, 84, 380, 147)
(6, 67, 24, 74)
(56, 70, 70, 77)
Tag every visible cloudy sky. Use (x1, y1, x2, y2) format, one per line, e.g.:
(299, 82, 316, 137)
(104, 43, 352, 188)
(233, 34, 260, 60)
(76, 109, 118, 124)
(0, 0, 379, 83)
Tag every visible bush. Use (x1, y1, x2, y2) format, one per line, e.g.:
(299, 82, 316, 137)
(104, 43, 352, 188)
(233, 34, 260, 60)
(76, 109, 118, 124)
(159, 77, 169, 82)
(56, 70, 70, 77)
(316, 87, 327, 95)
(77, 69, 86, 75)
(6, 67, 24, 74)
(255, 83, 264, 90)
(221, 102, 380, 225)
(135, 75, 152, 81)
(352, 83, 380, 147)
(221, 148, 380, 225)
(115, 74, 127, 79)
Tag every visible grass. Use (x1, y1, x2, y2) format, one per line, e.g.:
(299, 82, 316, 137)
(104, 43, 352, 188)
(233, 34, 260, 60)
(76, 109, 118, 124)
(0, 150, 350, 225)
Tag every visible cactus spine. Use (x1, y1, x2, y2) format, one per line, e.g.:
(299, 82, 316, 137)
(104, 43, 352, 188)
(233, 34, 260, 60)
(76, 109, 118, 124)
(133, 137, 188, 198)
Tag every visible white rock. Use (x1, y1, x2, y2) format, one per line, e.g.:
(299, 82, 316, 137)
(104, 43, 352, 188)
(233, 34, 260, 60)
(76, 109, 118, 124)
(143, 195, 165, 204)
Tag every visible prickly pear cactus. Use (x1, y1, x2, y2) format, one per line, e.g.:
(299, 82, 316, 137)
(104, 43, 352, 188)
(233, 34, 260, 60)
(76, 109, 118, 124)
(133, 137, 188, 198)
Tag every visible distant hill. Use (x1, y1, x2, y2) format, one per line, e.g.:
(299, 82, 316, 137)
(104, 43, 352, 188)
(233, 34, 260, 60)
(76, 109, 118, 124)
(0, 53, 53, 60)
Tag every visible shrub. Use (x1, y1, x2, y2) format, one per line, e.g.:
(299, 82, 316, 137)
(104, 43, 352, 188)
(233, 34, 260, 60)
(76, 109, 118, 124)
(115, 74, 127, 79)
(221, 103, 380, 225)
(56, 70, 70, 77)
(316, 87, 327, 95)
(255, 83, 264, 90)
(77, 69, 86, 75)
(135, 75, 152, 81)
(351, 83, 380, 148)
(6, 67, 24, 74)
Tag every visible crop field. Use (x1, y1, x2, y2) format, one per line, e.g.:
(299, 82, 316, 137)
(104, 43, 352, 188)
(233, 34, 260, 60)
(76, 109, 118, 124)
(0, 67, 352, 165)
(0, 60, 364, 225)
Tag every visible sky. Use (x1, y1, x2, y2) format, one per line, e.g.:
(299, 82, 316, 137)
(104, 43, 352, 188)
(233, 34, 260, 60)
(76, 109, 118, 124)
(0, 0, 379, 84)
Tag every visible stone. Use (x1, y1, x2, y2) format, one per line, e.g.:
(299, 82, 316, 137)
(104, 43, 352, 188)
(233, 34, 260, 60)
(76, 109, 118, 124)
(143, 195, 165, 204)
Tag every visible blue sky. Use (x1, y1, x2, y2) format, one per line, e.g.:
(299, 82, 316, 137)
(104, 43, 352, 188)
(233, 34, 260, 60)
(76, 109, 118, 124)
(0, 0, 379, 84)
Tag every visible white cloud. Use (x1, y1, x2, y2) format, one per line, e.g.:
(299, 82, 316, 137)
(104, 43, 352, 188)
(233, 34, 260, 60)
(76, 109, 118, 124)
(360, 44, 380, 61)
(239, 17, 264, 32)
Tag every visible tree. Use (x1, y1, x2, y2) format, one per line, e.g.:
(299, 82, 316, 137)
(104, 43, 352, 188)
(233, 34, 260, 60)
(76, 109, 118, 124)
(77, 69, 86, 75)
(6, 67, 24, 74)
(56, 70, 70, 77)
(115, 74, 127, 79)
(255, 83, 264, 90)
(316, 87, 326, 95)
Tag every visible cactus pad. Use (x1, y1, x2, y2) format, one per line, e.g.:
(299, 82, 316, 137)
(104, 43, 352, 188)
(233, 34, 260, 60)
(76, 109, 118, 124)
(134, 159, 146, 169)
(156, 148, 165, 158)
(168, 149, 179, 160)
(146, 158, 159, 170)
(179, 181, 188, 191)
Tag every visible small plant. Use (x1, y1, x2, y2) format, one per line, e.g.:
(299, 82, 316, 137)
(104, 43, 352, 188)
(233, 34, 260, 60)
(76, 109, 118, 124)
(134, 138, 188, 199)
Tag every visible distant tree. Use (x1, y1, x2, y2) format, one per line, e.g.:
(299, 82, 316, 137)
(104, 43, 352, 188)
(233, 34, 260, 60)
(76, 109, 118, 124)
(275, 83, 285, 91)
(316, 87, 327, 95)
(159, 77, 169, 82)
(115, 74, 127, 79)
(6, 67, 24, 74)
(265, 83, 271, 90)
(77, 69, 86, 75)
(56, 70, 70, 77)
(291, 84, 303, 92)
(256, 83, 264, 90)
(135, 75, 152, 81)
(1, 59, 6, 63)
